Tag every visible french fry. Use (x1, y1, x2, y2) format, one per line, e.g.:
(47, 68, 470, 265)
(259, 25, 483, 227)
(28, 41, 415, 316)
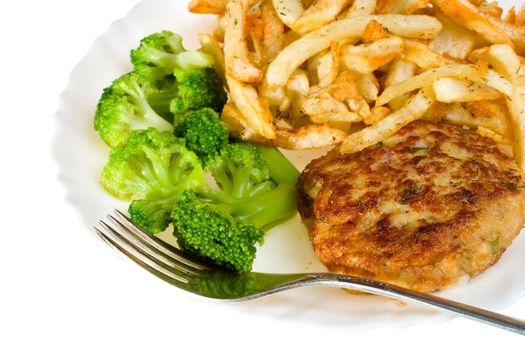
(309, 112, 361, 124)
(285, 69, 311, 126)
(341, 0, 377, 18)
(362, 20, 390, 44)
(428, 13, 476, 59)
(487, 44, 521, 79)
(385, 58, 417, 110)
(264, 14, 442, 90)
(301, 89, 350, 117)
(274, 124, 348, 149)
(221, 103, 273, 145)
(431, 0, 513, 47)
(224, 0, 263, 83)
(438, 102, 510, 138)
(226, 75, 276, 139)
(505, 83, 525, 174)
(198, 34, 226, 80)
(377, 64, 476, 106)
(262, 0, 285, 64)
(340, 36, 404, 75)
(272, 0, 304, 28)
(433, 77, 501, 103)
(292, 0, 350, 34)
(341, 88, 435, 153)
(403, 38, 456, 69)
(376, 0, 430, 15)
(356, 73, 380, 102)
(188, 0, 228, 14)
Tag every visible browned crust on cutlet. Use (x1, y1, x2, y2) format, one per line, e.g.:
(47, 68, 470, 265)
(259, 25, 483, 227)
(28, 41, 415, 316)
(298, 120, 525, 292)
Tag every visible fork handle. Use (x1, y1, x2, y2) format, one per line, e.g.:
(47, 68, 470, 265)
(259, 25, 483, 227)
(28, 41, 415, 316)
(308, 274, 525, 335)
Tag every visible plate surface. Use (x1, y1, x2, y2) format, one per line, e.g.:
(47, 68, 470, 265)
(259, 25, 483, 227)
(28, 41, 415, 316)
(54, 0, 525, 330)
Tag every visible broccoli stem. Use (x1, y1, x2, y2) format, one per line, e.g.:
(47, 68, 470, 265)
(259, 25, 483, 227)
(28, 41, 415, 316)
(124, 80, 173, 132)
(224, 184, 297, 231)
(254, 146, 300, 186)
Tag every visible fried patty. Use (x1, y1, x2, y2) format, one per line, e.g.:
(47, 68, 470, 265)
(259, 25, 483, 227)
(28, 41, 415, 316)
(297, 121, 525, 292)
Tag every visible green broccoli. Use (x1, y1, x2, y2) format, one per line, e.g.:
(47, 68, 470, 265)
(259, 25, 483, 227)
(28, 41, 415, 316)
(174, 108, 229, 162)
(169, 68, 227, 116)
(206, 143, 275, 198)
(94, 72, 174, 147)
(170, 143, 298, 272)
(131, 31, 214, 82)
(100, 128, 206, 232)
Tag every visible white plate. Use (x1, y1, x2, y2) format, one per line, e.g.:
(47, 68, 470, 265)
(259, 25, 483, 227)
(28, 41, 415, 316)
(54, 0, 525, 331)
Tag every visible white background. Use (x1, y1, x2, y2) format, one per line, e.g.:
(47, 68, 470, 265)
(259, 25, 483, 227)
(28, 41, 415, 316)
(1, 0, 525, 349)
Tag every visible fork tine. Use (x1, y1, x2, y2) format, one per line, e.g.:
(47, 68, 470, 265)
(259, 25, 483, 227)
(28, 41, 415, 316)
(112, 210, 212, 270)
(105, 215, 203, 275)
(94, 226, 194, 289)
(97, 220, 199, 282)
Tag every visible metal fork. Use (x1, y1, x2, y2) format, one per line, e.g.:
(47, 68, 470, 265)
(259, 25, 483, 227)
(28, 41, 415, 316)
(95, 210, 525, 335)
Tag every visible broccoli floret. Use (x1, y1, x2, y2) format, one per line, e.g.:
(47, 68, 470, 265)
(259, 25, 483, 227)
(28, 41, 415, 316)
(170, 68, 227, 116)
(131, 31, 214, 81)
(172, 190, 265, 272)
(174, 108, 229, 162)
(94, 72, 174, 147)
(100, 128, 205, 232)
(172, 183, 297, 272)
(128, 196, 177, 234)
(170, 143, 298, 272)
(206, 143, 275, 198)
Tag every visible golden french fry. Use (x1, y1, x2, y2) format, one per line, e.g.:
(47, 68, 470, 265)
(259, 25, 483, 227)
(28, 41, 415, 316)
(262, 0, 285, 64)
(328, 71, 361, 102)
(221, 103, 273, 145)
(506, 83, 525, 174)
(264, 14, 442, 90)
(428, 13, 476, 59)
(438, 102, 510, 138)
(309, 112, 361, 124)
(341, 88, 435, 153)
(301, 89, 350, 117)
(403, 39, 456, 69)
(340, 36, 404, 75)
(377, 64, 475, 106)
(318, 42, 340, 88)
(376, 0, 429, 14)
(433, 77, 501, 103)
(224, 0, 263, 83)
(366, 106, 392, 124)
(432, 0, 513, 47)
(198, 34, 226, 80)
(384, 58, 416, 111)
(292, 0, 350, 34)
(488, 44, 521, 79)
(362, 20, 390, 43)
(272, 0, 304, 28)
(226, 75, 276, 139)
(274, 124, 348, 149)
(341, 0, 377, 18)
(484, 14, 525, 54)
(356, 73, 380, 102)
(188, 0, 228, 14)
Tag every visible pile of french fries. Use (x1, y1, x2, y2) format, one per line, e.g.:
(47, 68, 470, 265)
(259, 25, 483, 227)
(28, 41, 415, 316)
(190, 0, 525, 175)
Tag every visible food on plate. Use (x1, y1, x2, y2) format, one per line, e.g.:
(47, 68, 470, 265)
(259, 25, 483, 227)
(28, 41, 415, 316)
(297, 121, 525, 292)
(172, 143, 298, 272)
(94, 29, 299, 272)
(189, 0, 525, 174)
(102, 128, 206, 233)
(92, 0, 525, 289)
